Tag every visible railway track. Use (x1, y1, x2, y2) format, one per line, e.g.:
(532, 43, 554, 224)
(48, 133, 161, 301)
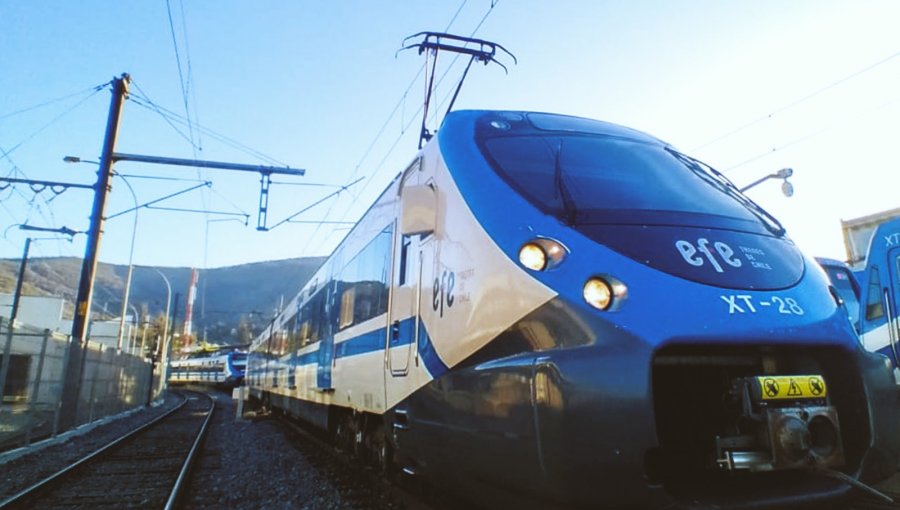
(0, 390, 214, 510)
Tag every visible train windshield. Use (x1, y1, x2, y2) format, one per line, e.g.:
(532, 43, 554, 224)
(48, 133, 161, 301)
(477, 116, 781, 235)
(821, 265, 861, 326)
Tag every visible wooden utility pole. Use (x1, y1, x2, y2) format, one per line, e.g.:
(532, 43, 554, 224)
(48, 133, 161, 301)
(58, 74, 130, 430)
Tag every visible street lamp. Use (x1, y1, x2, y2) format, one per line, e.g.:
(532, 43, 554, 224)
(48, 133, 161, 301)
(740, 168, 794, 196)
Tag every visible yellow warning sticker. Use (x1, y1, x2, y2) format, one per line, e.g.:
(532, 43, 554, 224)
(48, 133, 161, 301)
(757, 375, 827, 400)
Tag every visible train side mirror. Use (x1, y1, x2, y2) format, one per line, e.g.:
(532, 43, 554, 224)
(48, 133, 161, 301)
(401, 184, 436, 236)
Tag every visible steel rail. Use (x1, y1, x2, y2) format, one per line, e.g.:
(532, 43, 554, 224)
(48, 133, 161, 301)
(0, 391, 202, 509)
(164, 391, 215, 510)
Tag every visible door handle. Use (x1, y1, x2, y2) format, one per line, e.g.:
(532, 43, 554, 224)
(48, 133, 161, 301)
(884, 288, 899, 363)
(391, 321, 400, 342)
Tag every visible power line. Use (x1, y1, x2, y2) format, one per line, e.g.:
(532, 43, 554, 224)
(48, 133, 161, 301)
(725, 94, 900, 171)
(0, 82, 108, 122)
(1, 86, 107, 160)
(166, 0, 195, 151)
(127, 84, 286, 166)
(165, 0, 210, 230)
(303, 0, 500, 255)
(128, 85, 200, 150)
(692, 48, 900, 153)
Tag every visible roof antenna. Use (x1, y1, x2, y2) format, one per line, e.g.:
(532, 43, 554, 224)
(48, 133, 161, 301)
(398, 32, 516, 149)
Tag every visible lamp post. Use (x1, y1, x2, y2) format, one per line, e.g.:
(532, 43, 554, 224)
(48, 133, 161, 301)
(114, 175, 139, 351)
(154, 269, 171, 397)
(740, 168, 794, 196)
(127, 303, 140, 354)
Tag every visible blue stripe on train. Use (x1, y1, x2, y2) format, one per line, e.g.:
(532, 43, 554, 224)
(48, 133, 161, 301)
(286, 317, 449, 378)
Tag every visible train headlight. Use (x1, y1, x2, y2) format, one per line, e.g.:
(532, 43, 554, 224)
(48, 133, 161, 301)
(583, 277, 613, 310)
(518, 238, 568, 272)
(583, 275, 627, 311)
(519, 243, 547, 271)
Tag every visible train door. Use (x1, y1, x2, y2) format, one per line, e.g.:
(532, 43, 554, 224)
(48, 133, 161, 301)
(317, 281, 336, 390)
(386, 158, 436, 387)
(387, 231, 421, 375)
(886, 247, 900, 367)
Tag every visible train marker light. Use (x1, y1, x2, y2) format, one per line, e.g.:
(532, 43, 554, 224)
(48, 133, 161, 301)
(583, 277, 613, 310)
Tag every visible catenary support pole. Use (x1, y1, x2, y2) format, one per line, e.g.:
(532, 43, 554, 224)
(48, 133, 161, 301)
(58, 74, 130, 432)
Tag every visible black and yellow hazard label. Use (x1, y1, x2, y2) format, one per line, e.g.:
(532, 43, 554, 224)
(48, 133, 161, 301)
(756, 375, 827, 400)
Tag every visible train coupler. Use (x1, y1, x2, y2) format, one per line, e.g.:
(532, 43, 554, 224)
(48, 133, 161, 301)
(715, 375, 845, 472)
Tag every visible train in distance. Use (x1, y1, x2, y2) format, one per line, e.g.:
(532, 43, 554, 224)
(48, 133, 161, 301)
(168, 347, 246, 388)
(245, 110, 900, 509)
(848, 217, 900, 373)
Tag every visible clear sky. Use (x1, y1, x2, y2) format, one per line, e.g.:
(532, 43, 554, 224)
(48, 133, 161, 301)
(2, 1, 899, 270)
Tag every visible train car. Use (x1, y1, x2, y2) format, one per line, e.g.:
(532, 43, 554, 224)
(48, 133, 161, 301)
(169, 349, 247, 387)
(247, 110, 900, 509)
(855, 217, 900, 371)
(815, 256, 861, 329)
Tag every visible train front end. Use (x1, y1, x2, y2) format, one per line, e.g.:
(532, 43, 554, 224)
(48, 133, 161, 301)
(436, 111, 900, 508)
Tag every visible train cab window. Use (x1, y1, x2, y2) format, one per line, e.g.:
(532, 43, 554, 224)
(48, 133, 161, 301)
(865, 267, 885, 321)
(476, 114, 778, 233)
(822, 265, 861, 326)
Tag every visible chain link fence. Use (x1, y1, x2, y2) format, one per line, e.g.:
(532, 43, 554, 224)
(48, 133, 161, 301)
(0, 318, 154, 452)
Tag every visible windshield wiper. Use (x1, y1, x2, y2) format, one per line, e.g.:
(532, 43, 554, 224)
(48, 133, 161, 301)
(554, 140, 578, 225)
(666, 148, 786, 237)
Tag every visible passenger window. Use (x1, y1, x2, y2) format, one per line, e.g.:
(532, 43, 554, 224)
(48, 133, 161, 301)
(399, 235, 411, 286)
(340, 288, 356, 329)
(865, 267, 884, 321)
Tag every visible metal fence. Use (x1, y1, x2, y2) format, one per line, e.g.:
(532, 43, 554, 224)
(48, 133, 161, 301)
(0, 317, 154, 452)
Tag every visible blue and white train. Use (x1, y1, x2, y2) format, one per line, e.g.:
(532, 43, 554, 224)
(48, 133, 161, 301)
(247, 110, 900, 508)
(855, 218, 900, 372)
(169, 349, 247, 387)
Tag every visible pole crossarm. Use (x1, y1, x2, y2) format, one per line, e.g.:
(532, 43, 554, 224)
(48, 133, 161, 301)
(112, 152, 305, 176)
(111, 152, 304, 230)
(0, 177, 95, 192)
(19, 224, 83, 237)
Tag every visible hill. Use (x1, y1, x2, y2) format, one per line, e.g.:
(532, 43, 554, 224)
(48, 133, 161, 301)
(0, 256, 325, 342)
